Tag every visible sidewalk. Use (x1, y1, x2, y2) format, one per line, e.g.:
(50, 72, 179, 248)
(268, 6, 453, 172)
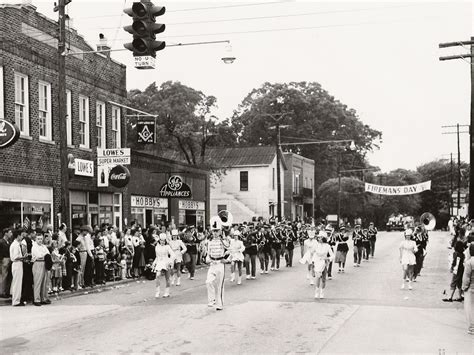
(0, 264, 209, 307)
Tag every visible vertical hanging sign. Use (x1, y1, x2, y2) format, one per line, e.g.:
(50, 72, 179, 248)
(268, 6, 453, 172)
(137, 119, 156, 144)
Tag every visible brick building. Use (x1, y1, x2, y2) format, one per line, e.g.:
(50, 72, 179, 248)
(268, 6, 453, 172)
(0, 3, 210, 233)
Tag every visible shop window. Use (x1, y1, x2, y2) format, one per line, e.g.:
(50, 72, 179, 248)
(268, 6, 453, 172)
(0, 201, 21, 230)
(71, 204, 87, 234)
(131, 207, 144, 228)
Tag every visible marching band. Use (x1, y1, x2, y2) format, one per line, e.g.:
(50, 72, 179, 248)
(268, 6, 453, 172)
(146, 210, 437, 309)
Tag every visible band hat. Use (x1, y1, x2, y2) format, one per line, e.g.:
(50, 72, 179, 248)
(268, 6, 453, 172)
(307, 230, 315, 238)
(159, 233, 167, 241)
(171, 229, 178, 236)
(318, 231, 328, 238)
(233, 230, 241, 236)
(404, 229, 413, 237)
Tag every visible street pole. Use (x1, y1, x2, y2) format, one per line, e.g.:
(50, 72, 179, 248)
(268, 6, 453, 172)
(450, 153, 454, 216)
(470, 37, 474, 219)
(439, 38, 474, 219)
(276, 122, 282, 222)
(58, 0, 70, 231)
(337, 161, 341, 228)
(457, 123, 461, 210)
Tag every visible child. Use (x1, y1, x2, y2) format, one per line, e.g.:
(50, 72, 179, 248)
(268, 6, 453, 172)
(95, 239, 106, 285)
(120, 253, 128, 280)
(71, 240, 81, 290)
(443, 241, 465, 302)
(50, 240, 63, 293)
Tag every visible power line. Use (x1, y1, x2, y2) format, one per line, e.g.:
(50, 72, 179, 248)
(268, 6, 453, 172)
(74, 1, 289, 20)
(94, 4, 423, 30)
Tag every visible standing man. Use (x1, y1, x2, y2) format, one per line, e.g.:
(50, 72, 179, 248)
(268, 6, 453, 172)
(367, 222, 378, 258)
(243, 225, 258, 280)
(9, 229, 25, 306)
(0, 228, 12, 298)
(31, 233, 51, 306)
(206, 218, 230, 311)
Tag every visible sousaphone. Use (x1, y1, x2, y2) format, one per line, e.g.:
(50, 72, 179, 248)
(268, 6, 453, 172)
(419, 212, 436, 231)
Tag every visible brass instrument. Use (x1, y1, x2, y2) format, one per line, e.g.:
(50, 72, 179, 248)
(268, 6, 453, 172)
(419, 212, 436, 231)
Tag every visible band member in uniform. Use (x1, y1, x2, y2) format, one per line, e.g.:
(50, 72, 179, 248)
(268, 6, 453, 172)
(352, 224, 364, 267)
(243, 224, 258, 280)
(399, 228, 417, 290)
(284, 225, 297, 267)
(326, 225, 336, 280)
(361, 227, 371, 262)
(206, 218, 231, 310)
(335, 225, 349, 273)
(183, 227, 198, 280)
(257, 226, 270, 274)
(300, 228, 318, 285)
(270, 225, 282, 271)
(412, 225, 427, 281)
(169, 229, 187, 286)
(152, 233, 175, 298)
(312, 231, 335, 299)
(367, 222, 378, 258)
(228, 230, 245, 284)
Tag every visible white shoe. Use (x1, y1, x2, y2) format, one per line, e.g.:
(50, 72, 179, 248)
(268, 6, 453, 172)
(208, 301, 216, 307)
(328, 276, 332, 280)
(264, 270, 269, 274)
(246, 275, 251, 280)
(230, 273, 235, 282)
(310, 279, 315, 286)
(319, 289, 325, 299)
(408, 283, 413, 290)
(251, 276, 256, 280)
(155, 287, 160, 298)
(237, 276, 242, 285)
(171, 276, 175, 286)
(176, 277, 181, 286)
(401, 283, 405, 290)
(163, 288, 170, 298)
(314, 288, 320, 299)
(260, 271, 264, 275)
(306, 273, 311, 280)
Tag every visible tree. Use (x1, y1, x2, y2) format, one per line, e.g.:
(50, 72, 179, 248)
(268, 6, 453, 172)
(228, 82, 382, 186)
(127, 81, 226, 166)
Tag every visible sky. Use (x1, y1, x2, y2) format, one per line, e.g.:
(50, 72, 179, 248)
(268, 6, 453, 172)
(14, 0, 473, 173)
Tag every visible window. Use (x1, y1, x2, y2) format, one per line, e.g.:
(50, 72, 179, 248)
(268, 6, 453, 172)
(240, 171, 248, 191)
(38, 81, 52, 140)
(111, 106, 121, 148)
(14, 73, 29, 135)
(96, 101, 106, 149)
(0, 67, 4, 119)
(79, 95, 89, 148)
(293, 170, 300, 194)
(304, 177, 308, 189)
(66, 90, 72, 145)
(272, 168, 275, 190)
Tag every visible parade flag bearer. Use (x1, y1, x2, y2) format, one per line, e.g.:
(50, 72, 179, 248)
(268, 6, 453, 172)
(206, 217, 231, 310)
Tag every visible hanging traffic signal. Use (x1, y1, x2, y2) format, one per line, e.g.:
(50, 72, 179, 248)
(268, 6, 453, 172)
(123, 1, 166, 69)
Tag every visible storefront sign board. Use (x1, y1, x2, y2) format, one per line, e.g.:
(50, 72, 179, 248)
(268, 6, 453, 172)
(74, 159, 94, 177)
(131, 195, 168, 208)
(159, 175, 192, 198)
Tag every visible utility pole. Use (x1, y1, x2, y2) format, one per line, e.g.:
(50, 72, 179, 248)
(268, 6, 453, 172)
(441, 124, 469, 213)
(56, 0, 70, 231)
(267, 114, 289, 222)
(439, 38, 474, 219)
(450, 153, 454, 215)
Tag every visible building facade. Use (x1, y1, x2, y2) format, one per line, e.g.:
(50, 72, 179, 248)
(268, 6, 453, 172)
(283, 152, 315, 221)
(208, 147, 286, 223)
(0, 3, 211, 233)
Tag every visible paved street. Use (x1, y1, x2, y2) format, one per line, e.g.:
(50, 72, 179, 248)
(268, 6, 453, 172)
(0, 231, 471, 354)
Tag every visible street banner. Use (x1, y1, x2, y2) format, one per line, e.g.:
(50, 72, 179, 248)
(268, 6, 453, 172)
(137, 120, 155, 143)
(365, 181, 431, 195)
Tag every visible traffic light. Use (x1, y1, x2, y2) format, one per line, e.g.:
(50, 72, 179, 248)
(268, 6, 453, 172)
(123, 1, 166, 59)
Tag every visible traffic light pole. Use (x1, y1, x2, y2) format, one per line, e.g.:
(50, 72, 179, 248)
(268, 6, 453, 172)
(57, 0, 70, 232)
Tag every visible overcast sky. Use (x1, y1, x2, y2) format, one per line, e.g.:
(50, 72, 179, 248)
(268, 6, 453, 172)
(22, 0, 473, 173)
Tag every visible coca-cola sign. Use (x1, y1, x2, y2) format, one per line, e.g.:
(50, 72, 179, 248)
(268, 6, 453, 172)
(0, 119, 20, 149)
(108, 165, 130, 188)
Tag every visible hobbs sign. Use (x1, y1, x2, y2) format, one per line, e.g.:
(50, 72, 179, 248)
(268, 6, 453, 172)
(109, 165, 130, 188)
(159, 175, 192, 198)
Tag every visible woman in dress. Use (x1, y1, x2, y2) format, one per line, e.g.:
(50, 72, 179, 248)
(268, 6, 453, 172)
(399, 229, 418, 290)
(462, 244, 474, 335)
(169, 229, 187, 286)
(335, 225, 349, 273)
(300, 228, 317, 285)
(311, 231, 335, 299)
(229, 230, 245, 285)
(132, 229, 145, 278)
(122, 228, 134, 279)
(153, 233, 175, 298)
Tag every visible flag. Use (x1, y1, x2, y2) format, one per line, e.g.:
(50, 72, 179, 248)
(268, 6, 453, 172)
(23, 216, 30, 230)
(38, 216, 43, 229)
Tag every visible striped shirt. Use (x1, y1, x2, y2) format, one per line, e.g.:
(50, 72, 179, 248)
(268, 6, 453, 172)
(208, 239, 226, 259)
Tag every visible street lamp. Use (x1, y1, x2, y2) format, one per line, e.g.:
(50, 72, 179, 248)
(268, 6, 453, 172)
(221, 43, 236, 64)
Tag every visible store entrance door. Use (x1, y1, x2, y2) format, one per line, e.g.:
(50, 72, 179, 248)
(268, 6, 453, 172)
(145, 209, 153, 227)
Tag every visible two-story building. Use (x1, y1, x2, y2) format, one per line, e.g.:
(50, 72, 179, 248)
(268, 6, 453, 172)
(0, 3, 210, 232)
(208, 146, 287, 223)
(283, 152, 315, 221)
